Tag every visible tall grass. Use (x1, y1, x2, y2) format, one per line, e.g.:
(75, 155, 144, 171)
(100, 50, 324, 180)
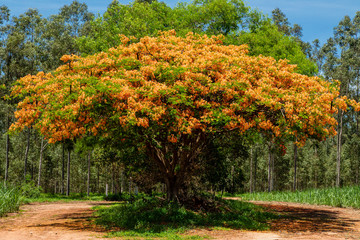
(0, 184, 22, 217)
(240, 186, 360, 208)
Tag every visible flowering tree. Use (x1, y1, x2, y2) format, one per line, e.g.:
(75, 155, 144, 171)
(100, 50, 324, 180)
(11, 31, 357, 200)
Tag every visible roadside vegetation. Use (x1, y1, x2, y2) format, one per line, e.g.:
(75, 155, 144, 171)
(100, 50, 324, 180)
(0, 184, 22, 217)
(94, 196, 278, 239)
(240, 186, 360, 208)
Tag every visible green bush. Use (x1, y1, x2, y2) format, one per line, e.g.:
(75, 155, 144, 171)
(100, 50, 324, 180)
(20, 180, 42, 198)
(0, 184, 22, 217)
(95, 197, 277, 232)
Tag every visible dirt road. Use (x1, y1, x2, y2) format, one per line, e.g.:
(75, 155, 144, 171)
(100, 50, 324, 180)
(0, 200, 360, 240)
(0, 201, 107, 240)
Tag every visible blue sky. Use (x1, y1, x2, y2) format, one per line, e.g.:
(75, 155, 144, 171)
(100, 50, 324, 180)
(2, 0, 360, 45)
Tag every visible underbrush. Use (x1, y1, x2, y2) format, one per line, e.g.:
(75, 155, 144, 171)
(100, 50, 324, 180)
(0, 184, 22, 217)
(104, 192, 147, 202)
(240, 186, 360, 208)
(94, 196, 277, 239)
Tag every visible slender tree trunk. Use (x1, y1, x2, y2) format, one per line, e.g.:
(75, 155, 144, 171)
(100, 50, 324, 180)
(111, 165, 115, 194)
(268, 144, 272, 192)
(249, 147, 253, 193)
(254, 146, 257, 192)
(355, 158, 359, 185)
(61, 143, 65, 194)
(97, 165, 100, 193)
(268, 146, 271, 192)
(293, 142, 298, 191)
(66, 147, 71, 196)
(356, 152, 359, 185)
(24, 128, 31, 180)
(271, 151, 275, 191)
(5, 115, 10, 185)
(120, 169, 125, 193)
(268, 143, 274, 192)
(128, 177, 132, 194)
(31, 162, 34, 180)
(231, 165, 235, 193)
(336, 110, 343, 187)
(37, 138, 45, 187)
(87, 151, 91, 196)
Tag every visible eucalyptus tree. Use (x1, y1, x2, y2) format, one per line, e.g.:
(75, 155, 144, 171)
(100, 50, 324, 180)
(58, 0, 94, 54)
(11, 9, 45, 179)
(0, 8, 45, 182)
(271, 8, 312, 58)
(332, 13, 360, 187)
(0, 5, 10, 183)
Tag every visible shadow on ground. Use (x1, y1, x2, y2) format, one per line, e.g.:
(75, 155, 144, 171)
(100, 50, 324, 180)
(27, 203, 114, 233)
(258, 203, 359, 233)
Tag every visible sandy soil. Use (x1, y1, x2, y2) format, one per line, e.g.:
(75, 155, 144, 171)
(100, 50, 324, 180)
(1, 200, 360, 240)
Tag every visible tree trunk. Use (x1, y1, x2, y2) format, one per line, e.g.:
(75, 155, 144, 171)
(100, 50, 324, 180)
(24, 128, 31, 180)
(97, 165, 100, 193)
(128, 177, 132, 194)
(293, 142, 298, 191)
(61, 143, 65, 194)
(120, 169, 125, 193)
(268, 144, 273, 192)
(66, 147, 71, 196)
(37, 138, 46, 187)
(87, 151, 91, 196)
(145, 132, 206, 201)
(5, 115, 10, 185)
(165, 176, 180, 202)
(111, 165, 115, 194)
(336, 110, 343, 187)
(254, 146, 257, 192)
(250, 147, 253, 193)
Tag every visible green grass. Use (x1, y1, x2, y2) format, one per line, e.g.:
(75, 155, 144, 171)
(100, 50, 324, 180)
(240, 186, 360, 208)
(93, 197, 278, 239)
(0, 184, 22, 217)
(106, 228, 209, 240)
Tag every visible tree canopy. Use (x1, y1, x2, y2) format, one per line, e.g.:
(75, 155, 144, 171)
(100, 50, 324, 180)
(10, 31, 356, 199)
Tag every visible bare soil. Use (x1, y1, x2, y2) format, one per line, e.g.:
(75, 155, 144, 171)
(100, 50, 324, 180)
(0, 201, 108, 240)
(0, 199, 360, 240)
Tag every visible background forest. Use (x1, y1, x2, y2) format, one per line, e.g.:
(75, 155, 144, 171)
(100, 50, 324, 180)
(0, 0, 359, 197)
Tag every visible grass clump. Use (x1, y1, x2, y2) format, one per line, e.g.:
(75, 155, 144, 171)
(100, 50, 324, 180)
(240, 186, 360, 208)
(94, 196, 277, 239)
(106, 228, 209, 240)
(0, 184, 22, 217)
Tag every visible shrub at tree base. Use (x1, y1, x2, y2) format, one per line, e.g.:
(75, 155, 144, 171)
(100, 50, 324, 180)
(94, 197, 277, 232)
(10, 30, 359, 200)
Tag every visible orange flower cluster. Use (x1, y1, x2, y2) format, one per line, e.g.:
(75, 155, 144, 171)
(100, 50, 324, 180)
(10, 30, 358, 145)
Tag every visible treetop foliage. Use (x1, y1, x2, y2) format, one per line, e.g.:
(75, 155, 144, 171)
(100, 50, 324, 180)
(10, 31, 354, 146)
